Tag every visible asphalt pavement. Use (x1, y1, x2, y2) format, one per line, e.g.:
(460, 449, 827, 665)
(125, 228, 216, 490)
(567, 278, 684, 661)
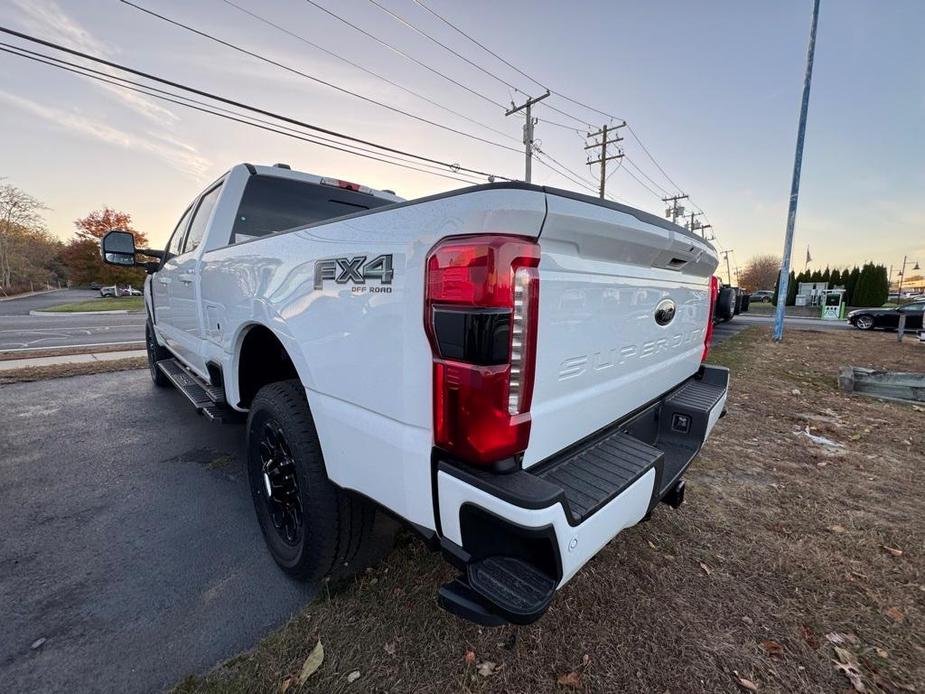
(0, 371, 316, 693)
(0, 290, 145, 352)
(0, 289, 96, 316)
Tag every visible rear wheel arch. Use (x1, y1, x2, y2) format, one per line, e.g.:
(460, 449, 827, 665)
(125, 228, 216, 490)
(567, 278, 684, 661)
(234, 323, 302, 408)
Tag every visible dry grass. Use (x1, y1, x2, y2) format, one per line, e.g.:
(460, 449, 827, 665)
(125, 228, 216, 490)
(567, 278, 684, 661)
(0, 357, 146, 384)
(0, 343, 144, 362)
(176, 327, 924, 694)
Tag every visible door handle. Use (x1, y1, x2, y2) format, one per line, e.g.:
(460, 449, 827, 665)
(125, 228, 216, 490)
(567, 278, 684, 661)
(178, 274, 195, 284)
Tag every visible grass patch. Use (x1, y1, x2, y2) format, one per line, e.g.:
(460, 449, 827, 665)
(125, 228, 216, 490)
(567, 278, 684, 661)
(36, 296, 144, 313)
(175, 327, 925, 694)
(0, 357, 146, 384)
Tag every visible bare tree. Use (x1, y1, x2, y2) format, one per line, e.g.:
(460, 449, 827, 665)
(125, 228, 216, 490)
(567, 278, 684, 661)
(739, 254, 781, 293)
(0, 183, 48, 290)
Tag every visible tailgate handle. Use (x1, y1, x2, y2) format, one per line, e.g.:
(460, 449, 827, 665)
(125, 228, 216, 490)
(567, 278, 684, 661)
(652, 243, 703, 271)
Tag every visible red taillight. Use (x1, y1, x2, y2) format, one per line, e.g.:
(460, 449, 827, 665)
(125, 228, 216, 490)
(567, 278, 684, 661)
(702, 275, 719, 362)
(425, 235, 540, 465)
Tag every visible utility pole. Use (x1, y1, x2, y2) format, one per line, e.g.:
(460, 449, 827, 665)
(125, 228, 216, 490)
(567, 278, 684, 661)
(773, 0, 821, 342)
(700, 223, 713, 240)
(662, 194, 688, 224)
(585, 122, 625, 199)
(505, 90, 550, 183)
(720, 250, 735, 286)
(686, 211, 703, 234)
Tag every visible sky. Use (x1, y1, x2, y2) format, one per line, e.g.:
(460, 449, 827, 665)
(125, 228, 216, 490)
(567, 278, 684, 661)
(0, 0, 923, 281)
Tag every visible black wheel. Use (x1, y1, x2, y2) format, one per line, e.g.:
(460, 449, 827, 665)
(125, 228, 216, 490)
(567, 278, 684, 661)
(146, 321, 172, 387)
(246, 380, 375, 582)
(854, 315, 874, 330)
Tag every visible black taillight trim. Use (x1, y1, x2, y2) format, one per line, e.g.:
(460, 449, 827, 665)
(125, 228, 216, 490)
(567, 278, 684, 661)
(431, 306, 511, 366)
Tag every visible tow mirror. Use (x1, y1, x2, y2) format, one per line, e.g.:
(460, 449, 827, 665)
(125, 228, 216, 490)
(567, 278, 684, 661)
(101, 229, 137, 266)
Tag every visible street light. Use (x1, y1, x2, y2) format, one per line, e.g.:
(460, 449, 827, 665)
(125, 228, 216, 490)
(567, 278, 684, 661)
(896, 255, 921, 299)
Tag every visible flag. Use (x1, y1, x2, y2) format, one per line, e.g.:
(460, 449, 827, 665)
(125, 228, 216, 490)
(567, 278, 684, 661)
(805, 245, 812, 266)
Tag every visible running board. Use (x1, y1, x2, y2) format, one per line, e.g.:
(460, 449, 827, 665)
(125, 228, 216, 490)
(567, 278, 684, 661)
(157, 358, 228, 423)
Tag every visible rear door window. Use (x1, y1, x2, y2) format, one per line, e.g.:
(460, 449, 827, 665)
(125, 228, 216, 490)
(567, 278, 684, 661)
(231, 176, 392, 243)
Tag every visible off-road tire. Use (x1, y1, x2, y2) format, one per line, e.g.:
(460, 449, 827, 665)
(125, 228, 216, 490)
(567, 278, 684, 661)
(146, 320, 172, 387)
(246, 380, 375, 582)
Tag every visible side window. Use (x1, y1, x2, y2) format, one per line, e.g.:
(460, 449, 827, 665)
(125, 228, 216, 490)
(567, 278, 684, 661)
(182, 183, 223, 255)
(166, 206, 193, 258)
(900, 303, 924, 313)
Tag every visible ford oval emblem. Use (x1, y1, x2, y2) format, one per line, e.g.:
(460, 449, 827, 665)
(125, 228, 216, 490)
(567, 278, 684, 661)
(654, 298, 677, 326)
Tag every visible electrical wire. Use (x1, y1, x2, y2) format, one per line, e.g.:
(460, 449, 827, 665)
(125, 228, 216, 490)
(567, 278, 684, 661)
(366, 0, 527, 98)
(0, 44, 486, 185)
(303, 0, 506, 111)
(411, 0, 621, 126)
(217, 0, 519, 144)
(0, 25, 511, 181)
(622, 155, 670, 196)
(626, 124, 684, 194)
(119, 1, 521, 153)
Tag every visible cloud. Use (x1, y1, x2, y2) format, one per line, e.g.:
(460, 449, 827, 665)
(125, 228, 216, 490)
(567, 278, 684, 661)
(0, 89, 211, 179)
(10, 0, 179, 124)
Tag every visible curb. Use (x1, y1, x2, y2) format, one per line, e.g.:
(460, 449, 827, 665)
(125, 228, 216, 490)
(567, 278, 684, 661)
(29, 309, 131, 316)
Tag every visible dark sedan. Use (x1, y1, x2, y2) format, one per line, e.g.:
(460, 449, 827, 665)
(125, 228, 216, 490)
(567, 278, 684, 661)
(848, 301, 924, 330)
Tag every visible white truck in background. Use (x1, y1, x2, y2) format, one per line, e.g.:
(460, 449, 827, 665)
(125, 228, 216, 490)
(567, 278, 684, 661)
(101, 163, 728, 626)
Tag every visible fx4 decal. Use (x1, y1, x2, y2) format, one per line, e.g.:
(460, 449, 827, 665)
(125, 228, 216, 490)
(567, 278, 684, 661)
(314, 254, 394, 292)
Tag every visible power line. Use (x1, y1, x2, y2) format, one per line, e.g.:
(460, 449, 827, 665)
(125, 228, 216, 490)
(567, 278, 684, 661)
(622, 155, 670, 197)
(302, 0, 506, 111)
(412, 0, 623, 124)
(626, 124, 684, 194)
(0, 44, 485, 185)
(217, 0, 518, 144)
(366, 0, 527, 98)
(533, 149, 599, 196)
(404, 0, 715, 228)
(119, 1, 521, 153)
(412, 0, 547, 92)
(0, 24, 511, 181)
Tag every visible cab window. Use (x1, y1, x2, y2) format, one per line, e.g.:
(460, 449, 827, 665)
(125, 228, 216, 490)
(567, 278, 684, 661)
(182, 182, 223, 255)
(166, 206, 193, 258)
(230, 176, 391, 244)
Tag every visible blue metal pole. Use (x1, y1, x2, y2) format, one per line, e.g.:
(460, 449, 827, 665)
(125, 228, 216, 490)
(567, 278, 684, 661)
(773, 0, 821, 342)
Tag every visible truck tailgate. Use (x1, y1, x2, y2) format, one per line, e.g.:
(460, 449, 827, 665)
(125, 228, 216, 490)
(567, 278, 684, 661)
(523, 193, 718, 467)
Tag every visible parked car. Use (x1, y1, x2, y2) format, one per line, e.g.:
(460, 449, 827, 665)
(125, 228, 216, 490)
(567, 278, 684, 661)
(89, 282, 102, 290)
(99, 285, 117, 297)
(848, 301, 925, 331)
(750, 290, 774, 303)
(100, 163, 728, 627)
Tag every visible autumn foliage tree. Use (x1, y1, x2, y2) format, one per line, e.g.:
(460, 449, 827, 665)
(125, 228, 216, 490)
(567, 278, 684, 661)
(61, 207, 148, 286)
(739, 254, 781, 293)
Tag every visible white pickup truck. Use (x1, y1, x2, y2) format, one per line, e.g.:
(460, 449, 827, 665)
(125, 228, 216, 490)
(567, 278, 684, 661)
(101, 163, 728, 626)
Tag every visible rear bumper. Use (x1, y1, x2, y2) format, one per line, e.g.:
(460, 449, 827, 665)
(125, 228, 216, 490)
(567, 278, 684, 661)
(434, 364, 729, 625)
